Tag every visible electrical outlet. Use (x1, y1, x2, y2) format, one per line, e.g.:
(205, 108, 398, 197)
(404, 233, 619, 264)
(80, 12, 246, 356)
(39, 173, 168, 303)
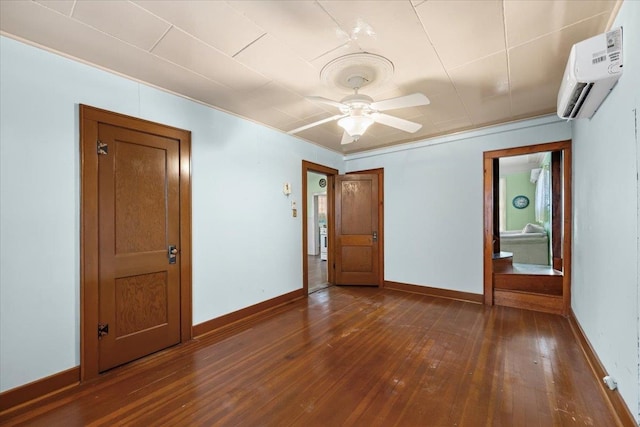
(603, 375, 617, 390)
(292, 208, 297, 217)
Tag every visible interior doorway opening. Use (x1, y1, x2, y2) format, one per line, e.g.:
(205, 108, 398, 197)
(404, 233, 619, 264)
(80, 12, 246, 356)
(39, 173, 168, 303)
(307, 172, 329, 293)
(302, 161, 338, 295)
(484, 140, 572, 315)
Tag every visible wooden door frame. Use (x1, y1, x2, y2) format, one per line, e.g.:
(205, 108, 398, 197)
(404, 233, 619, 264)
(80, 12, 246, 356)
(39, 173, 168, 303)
(348, 168, 385, 287)
(80, 105, 192, 381)
(302, 161, 338, 294)
(483, 140, 572, 313)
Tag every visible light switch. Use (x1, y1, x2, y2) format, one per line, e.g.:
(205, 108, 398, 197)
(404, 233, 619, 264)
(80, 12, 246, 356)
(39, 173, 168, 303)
(283, 183, 292, 195)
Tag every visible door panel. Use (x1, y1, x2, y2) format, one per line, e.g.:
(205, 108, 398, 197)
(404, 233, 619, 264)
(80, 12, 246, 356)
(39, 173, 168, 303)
(115, 272, 168, 337)
(341, 246, 373, 272)
(114, 141, 168, 253)
(98, 123, 181, 372)
(335, 174, 379, 285)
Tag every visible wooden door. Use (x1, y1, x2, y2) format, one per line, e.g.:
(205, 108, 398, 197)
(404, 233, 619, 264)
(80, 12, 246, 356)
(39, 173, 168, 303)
(97, 123, 181, 372)
(334, 174, 379, 285)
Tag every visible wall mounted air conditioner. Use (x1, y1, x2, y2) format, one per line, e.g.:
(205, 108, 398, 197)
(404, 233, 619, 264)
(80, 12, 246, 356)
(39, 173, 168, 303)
(557, 27, 623, 120)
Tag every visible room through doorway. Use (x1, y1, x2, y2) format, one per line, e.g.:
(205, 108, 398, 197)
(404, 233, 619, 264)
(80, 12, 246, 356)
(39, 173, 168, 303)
(302, 161, 338, 295)
(307, 172, 329, 293)
(498, 152, 553, 267)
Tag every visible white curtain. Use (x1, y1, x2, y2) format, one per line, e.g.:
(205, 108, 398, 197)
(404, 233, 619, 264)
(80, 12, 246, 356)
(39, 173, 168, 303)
(499, 178, 506, 231)
(535, 168, 550, 223)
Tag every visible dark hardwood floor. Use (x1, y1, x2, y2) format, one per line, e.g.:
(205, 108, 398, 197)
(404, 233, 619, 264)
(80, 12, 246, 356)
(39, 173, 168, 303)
(307, 254, 328, 293)
(0, 287, 619, 426)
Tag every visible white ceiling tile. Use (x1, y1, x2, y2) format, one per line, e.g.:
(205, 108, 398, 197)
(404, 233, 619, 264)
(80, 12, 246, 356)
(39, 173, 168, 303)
(0, 1, 114, 62)
(0, 1, 41, 34)
(151, 27, 270, 94)
(34, 0, 75, 16)
(504, 0, 616, 48)
(448, 52, 511, 124)
(228, 1, 348, 62)
(243, 82, 330, 121)
(233, 34, 320, 94)
(134, 1, 265, 57)
(415, 0, 505, 69)
(421, 88, 470, 125)
(72, 0, 171, 51)
(510, 87, 558, 119)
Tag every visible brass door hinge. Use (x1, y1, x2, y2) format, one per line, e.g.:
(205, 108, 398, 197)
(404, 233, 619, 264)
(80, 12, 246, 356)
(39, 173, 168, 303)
(98, 323, 109, 338)
(97, 140, 108, 155)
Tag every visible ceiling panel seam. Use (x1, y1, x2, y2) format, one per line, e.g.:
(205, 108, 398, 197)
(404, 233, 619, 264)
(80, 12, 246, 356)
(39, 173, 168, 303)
(501, 0, 514, 118)
(232, 32, 268, 59)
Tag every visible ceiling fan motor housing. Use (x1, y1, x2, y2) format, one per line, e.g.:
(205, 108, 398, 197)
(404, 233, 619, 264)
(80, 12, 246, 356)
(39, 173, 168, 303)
(339, 93, 375, 114)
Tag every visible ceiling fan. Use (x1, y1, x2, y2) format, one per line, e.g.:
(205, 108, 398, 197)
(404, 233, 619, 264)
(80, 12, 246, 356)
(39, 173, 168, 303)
(288, 75, 430, 145)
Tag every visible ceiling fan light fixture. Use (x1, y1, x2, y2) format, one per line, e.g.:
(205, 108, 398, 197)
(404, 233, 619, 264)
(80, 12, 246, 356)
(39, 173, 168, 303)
(338, 115, 374, 139)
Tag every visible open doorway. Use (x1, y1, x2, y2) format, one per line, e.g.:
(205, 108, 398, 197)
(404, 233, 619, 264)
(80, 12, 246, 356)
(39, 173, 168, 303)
(302, 161, 338, 295)
(483, 140, 572, 315)
(307, 172, 329, 293)
(498, 152, 552, 266)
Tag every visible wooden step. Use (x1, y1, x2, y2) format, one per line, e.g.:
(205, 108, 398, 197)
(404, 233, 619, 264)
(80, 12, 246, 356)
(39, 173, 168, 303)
(494, 289, 563, 315)
(493, 273, 563, 296)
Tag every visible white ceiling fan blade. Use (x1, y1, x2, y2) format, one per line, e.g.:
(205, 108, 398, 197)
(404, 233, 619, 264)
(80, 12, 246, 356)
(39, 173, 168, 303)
(341, 131, 356, 145)
(372, 113, 422, 133)
(370, 93, 430, 111)
(288, 114, 346, 134)
(306, 96, 348, 110)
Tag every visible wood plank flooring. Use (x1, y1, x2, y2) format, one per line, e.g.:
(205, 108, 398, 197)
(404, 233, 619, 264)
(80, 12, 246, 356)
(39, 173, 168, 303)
(0, 287, 619, 426)
(307, 255, 328, 293)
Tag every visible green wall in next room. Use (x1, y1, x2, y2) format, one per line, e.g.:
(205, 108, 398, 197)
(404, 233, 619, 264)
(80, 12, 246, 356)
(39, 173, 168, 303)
(505, 171, 536, 230)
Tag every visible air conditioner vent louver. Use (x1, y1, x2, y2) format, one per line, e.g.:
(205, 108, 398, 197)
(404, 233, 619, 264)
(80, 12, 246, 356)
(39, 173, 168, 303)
(563, 82, 593, 119)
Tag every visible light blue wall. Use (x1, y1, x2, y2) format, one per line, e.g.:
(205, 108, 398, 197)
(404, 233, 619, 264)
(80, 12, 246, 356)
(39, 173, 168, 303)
(345, 117, 571, 294)
(0, 36, 343, 392)
(571, 0, 640, 421)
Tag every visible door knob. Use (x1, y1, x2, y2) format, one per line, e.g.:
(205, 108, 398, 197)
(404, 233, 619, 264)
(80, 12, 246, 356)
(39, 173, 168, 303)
(372, 231, 378, 242)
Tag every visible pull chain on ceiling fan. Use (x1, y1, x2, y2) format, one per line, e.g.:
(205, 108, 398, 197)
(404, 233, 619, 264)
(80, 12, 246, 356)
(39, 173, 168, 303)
(288, 54, 430, 145)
